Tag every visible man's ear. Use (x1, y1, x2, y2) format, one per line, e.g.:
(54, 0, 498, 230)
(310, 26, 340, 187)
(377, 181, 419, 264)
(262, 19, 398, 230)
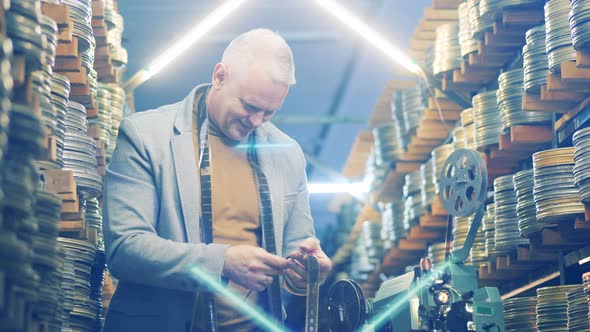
(211, 63, 227, 89)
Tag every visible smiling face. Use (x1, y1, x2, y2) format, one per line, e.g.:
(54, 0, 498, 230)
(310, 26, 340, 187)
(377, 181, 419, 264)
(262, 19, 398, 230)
(207, 63, 289, 142)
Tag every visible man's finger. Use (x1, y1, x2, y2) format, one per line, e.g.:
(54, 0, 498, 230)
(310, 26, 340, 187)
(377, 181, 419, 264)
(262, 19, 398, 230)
(287, 259, 306, 278)
(267, 267, 286, 276)
(318, 257, 333, 273)
(289, 250, 305, 261)
(252, 282, 266, 292)
(285, 269, 306, 288)
(261, 252, 289, 270)
(288, 255, 306, 268)
(263, 254, 287, 270)
(299, 237, 320, 253)
(254, 274, 272, 290)
(253, 265, 285, 277)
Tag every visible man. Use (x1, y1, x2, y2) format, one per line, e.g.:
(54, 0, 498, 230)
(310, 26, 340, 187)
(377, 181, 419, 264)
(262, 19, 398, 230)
(103, 28, 332, 332)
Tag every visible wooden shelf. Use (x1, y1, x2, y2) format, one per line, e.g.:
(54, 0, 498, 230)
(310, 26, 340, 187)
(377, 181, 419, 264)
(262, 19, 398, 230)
(560, 61, 590, 83)
(529, 217, 590, 252)
(382, 247, 422, 275)
(480, 213, 590, 291)
(41, 3, 73, 43)
(452, 7, 544, 89)
(564, 245, 590, 267)
(408, 1, 462, 62)
(577, 49, 590, 69)
(55, 56, 83, 72)
(371, 168, 407, 203)
(341, 131, 374, 180)
(330, 205, 381, 269)
(523, 93, 576, 113)
(59, 220, 85, 232)
(467, 53, 510, 68)
(397, 90, 461, 166)
(92, 6, 119, 83)
(552, 56, 590, 143)
(337, 0, 590, 300)
(56, 35, 78, 58)
(368, 80, 417, 129)
(556, 96, 590, 131)
(500, 271, 560, 300)
(489, 246, 558, 276)
(541, 85, 587, 103)
(432, 0, 463, 9)
(429, 196, 448, 216)
(480, 125, 552, 180)
(419, 213, 448, 230)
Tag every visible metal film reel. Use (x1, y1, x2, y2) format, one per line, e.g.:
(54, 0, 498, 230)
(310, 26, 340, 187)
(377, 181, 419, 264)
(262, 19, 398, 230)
(327, 279, 367, 332)
(439, 148, 488, 217)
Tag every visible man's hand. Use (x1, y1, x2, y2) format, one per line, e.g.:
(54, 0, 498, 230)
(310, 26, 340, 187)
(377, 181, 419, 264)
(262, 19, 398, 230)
(222, 245, 288, 292)
(285, 237, 333, 290)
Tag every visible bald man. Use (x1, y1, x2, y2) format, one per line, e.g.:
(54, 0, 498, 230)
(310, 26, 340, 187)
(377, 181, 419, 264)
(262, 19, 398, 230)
(103, 29, 332, 332)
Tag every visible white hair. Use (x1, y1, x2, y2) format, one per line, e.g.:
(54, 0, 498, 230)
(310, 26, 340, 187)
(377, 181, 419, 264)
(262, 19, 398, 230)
(221, 28, 296, 86)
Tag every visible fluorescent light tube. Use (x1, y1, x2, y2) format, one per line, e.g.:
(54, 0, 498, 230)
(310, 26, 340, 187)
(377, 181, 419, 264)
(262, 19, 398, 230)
(313, 0, 421, 74)
(144, 0, 247, 79)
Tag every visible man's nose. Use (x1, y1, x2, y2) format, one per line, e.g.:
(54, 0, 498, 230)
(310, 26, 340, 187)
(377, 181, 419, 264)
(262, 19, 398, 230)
(248, 112, 264, 127)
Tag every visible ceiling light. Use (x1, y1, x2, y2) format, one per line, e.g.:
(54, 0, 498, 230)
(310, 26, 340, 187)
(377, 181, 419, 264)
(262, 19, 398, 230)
(579, 256, 590, 265)
(313, 0, 422, 75)
(308, 182, 369, 194)
(125, 0, 247, 90)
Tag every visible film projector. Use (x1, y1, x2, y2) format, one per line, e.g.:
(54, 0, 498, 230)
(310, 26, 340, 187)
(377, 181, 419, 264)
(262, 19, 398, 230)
(327, 149, 505, 332)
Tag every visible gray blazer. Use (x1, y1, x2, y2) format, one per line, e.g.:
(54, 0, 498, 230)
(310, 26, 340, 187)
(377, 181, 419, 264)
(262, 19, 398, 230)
(102, 85, 315, 332)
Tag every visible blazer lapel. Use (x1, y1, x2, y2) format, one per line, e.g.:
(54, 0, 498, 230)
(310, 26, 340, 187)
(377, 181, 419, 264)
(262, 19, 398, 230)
(171, 133, 200, 244)
(169, 85, 207, 244)
(254, 128, 283, 256)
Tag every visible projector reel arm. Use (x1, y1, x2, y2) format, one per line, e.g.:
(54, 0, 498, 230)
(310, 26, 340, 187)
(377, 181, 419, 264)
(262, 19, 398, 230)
(438, 149, 488, 264)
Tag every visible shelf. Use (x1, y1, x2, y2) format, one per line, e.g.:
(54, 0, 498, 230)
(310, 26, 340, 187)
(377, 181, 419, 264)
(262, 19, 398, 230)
(529, 219, 590, 251)
(371, 168, 408, 203)
(368, 80, 417, 129)
(451, 7, 544, 90)
(480, 215, 590, 294)
(482, 246, 558, 281)
(480, 125, 552, 180)
(500, 271, 560, 300)
(382, 247, 423, 275)
(330, 205, 381, 269)
(431, 0, 463, 9)
(408, 1, 463, 63)
(564, 245, 590, 268)
(561, 61, 590, 83)
(378, 207, 590, 295)
(577, 49, 590, 69)
(341, 131, 374, 180)
(395, 91, 462, 166)
(41, 3, 73, 43)
(360, 264, 383, 298)
(342, 1, 590, 300)
(92, 4, 119, 83)
(380, 199, 449, 276)
(523, 93, 576, 113)
(554, 55, 590, 143)
(419, 213, 448, 230)
(556, 96, 590, 144)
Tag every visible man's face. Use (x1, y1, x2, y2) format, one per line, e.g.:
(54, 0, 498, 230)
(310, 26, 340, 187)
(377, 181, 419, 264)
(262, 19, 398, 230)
(211, 64, 289, 141)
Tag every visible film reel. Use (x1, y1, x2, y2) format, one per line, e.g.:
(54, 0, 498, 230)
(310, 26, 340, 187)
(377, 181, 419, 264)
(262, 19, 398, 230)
(327, 279, 367, 332)
(439, 149, 488, 217)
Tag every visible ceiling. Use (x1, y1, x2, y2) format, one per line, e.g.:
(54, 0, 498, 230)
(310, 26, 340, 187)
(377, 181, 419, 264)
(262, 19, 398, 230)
(117, 0, 431, 237)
